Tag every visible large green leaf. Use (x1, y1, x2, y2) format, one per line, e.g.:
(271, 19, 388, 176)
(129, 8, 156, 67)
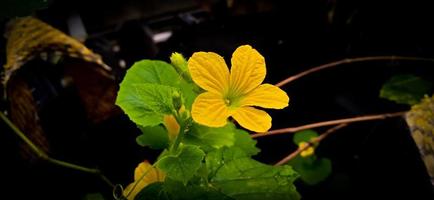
(122, 60, 180, 86)
(288, 156, 332, 185)
(380, 74, 432, 105)
(136, 125, 169, 149)
(135, 179, 233, 200)
(233, 128, 260, 156)
(116, 83, 176, 127)
(210, 158, 300, 200)
(206, 147, 248, 178)
(157, 145, 205, 184)
(183, 123, 235, 152)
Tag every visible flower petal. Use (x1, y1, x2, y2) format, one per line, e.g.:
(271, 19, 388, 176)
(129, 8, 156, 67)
(241, 84, 289, 109)
(231, 107, 271, 132)
(230, 45, 266, 95)
(188, 52, 230, 94)
(191, 92, 230, 127)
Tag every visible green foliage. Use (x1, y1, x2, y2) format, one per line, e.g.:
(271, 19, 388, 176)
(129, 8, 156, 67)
(380, 74, 432, 105)
(136, 125, 169, 149)
(293, 130, 319, 144)
(82, 193, 105, 200)
(288, 156, 332, 185)
(116, 58, 300, 199)
(157, 145, 205, 184)
(183, 123, 235, 152)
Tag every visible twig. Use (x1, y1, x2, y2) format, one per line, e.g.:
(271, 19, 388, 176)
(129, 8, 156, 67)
(275, 56, 434, 87)
(274, 124, 347, 166)
(252, 111, 406, 138)
(0, 111, 114, 188)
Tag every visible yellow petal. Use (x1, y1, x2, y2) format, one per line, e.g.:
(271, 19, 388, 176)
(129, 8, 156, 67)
(229, 45, 266, 95)
(241, 84, 289, 109)
(191, 92, 230, 127)
(188, 52, 230, 94)
(123, 161, 165, 200)
(231, 106, 271, 132)
(163, 115, 180, 141)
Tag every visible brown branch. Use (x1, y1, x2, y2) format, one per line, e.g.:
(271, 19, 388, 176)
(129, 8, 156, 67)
(274, 124, 348, 166)
(275, 56, 434, 87)
(0, 111, 114, 188)
(252, 111, 406, 138)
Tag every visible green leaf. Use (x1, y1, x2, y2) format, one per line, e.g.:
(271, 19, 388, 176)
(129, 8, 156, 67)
(206, 147, 248, 178)
(122, 60, 181, 86)
(135, 179, 233, 200)
(211, 158, 300, 200)
(293, 130, 319, 145)
(116, 83, 176, 127)
(380, 74, 432, 105)
(178, 81, 198, 110)
(136, 125, 169, 149)
(288, 156, 332, 185)
(157, 145, 205, 184)
(233, 128, 260, 156)
(183, 123, 235, 152)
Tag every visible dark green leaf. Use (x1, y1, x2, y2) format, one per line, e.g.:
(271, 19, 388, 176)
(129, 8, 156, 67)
(288, 156, 332, 185)
(82, 193, 105, 200)
(211, 158, 300, 200)
(380, 74, 432, 105)
(293, 130, 319, 145)
(157, 145, 205, 184)
(183, 123, 235, 152)
(136, 125, 169, 149)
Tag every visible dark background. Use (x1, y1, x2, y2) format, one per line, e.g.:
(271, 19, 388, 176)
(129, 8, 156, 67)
(1, 0, 433, 199)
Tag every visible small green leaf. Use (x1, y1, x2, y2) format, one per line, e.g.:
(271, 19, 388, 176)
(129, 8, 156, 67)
(136, 125, 169, 149)
(157, 145, 205, 184)
(380, 74, 432, 105)
(288, 156, 332, 185)
(211, 158, 300, 200)
(293, 130, 319, 145)
(183, 123, 235, 152)
(233, 128, 260, 156)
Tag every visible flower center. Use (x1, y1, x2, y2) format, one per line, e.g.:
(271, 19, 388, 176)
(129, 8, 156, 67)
(223, 92, 242, 109)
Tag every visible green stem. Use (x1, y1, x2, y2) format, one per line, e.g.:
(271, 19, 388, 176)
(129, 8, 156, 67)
(171, 123, 185, 153)
(0, 111, 114, 188)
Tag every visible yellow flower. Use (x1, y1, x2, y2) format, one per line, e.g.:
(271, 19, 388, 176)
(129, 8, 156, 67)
(188, 45, 289, 132)
(123, 161, 165, 200)
(299, 142, 315, 157)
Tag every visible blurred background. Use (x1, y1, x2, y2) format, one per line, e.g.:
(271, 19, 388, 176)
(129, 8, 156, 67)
(1, 0, 433, 199)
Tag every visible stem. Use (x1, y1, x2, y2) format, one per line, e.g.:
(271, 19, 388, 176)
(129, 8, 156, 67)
(275, 56, 434, 87)
(0, 111, 114, 188)
(252, 111, 406, 138)
(274, 124, 347, 166)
